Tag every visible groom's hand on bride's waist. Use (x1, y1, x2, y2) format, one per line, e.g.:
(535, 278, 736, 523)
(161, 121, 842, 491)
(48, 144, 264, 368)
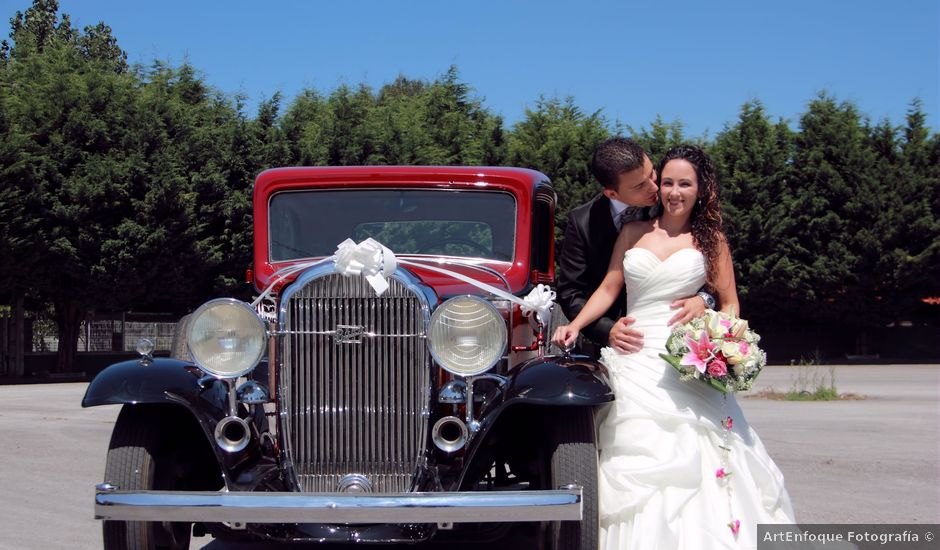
(668, 295, 707, 326)
(609, 317, 643, 353)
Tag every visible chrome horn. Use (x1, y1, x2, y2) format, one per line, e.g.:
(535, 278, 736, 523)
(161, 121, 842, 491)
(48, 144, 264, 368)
(431, 416, 469, 453)
(214, 416, 251, 453)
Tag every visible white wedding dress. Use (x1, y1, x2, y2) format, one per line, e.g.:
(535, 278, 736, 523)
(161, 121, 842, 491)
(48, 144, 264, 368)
(597, 247, 796, 549)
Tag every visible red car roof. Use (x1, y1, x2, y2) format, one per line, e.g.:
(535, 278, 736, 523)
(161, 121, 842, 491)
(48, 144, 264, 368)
(252, 166, 553, 297)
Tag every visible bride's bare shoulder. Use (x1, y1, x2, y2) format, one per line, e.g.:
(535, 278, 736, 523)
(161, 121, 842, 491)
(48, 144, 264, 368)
(620, 219, 654, 239)
(613, 220, 653, 255)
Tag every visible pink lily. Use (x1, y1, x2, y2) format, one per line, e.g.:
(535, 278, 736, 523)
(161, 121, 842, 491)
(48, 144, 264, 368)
(680, 332, 716, 374)
(729, 519, 740, 536)
(738, 341, 750, 355)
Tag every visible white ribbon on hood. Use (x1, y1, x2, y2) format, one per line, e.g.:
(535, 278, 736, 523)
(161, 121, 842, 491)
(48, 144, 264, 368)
(253, 238, 554, 325)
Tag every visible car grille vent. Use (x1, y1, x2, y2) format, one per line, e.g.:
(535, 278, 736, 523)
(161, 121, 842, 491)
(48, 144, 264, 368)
(280, 273, 430, 492)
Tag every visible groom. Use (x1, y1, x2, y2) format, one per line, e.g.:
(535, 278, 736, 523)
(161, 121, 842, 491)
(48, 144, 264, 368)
(557, 137, 712, 358)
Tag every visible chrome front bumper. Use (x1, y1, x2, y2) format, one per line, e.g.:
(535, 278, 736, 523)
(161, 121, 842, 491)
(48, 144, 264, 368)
(94, 486, 582, 524)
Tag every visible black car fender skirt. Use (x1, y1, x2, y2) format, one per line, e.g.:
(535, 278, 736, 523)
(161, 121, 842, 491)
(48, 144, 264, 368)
(455, 355, 613, 489)
(82, 358, 262, 477)
(81, 358, 228, 414)
(502, 354, 615, 406)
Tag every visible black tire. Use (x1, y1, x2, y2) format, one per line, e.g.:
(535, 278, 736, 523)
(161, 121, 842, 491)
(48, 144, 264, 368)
(547, 407, 598, 550)
(102, 406, 192, 550)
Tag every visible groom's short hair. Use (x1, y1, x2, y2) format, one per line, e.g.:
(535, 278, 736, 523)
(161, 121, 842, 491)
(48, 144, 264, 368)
(591, 137, 647, 190)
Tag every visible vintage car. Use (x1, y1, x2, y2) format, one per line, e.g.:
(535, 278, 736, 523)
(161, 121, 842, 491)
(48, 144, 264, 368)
(83, 166, 613, 549)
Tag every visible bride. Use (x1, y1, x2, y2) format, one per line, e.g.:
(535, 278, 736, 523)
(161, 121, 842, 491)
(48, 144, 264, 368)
(553, 145, 795, 549)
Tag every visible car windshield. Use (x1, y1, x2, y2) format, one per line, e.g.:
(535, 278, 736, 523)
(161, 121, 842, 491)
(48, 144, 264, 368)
(269, 189, 517, 262)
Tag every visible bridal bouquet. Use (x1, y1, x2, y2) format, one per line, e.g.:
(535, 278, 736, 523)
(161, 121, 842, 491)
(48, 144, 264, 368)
(660, 309, 766, 393)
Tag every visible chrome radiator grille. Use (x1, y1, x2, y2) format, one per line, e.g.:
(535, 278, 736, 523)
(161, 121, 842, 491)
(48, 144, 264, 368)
(279, 273, 430, 493)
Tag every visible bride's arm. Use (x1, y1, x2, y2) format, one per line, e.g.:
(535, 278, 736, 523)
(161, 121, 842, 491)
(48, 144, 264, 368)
(553, 226, 634, 347)
(714, 233, 740, 315)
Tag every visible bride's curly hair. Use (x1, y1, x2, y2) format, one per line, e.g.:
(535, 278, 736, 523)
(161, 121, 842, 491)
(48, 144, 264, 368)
(657, 145, 724, 287)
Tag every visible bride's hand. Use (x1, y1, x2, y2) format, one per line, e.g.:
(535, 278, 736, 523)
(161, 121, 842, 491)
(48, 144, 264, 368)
(552, 325, 579, 348)
(668, 295, 708, 326)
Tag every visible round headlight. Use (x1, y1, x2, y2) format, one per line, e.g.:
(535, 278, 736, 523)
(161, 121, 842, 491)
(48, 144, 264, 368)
(428, 296, 507, 376)
(187, 298, 267, 378)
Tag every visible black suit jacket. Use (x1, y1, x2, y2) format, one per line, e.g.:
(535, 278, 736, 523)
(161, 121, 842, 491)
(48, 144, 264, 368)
(556, 194, 626, 356)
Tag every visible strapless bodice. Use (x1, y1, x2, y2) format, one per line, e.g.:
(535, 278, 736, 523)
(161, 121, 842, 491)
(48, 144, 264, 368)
(622, 247, 706, 349)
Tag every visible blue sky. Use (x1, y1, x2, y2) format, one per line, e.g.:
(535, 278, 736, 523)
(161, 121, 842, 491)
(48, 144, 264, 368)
(4, 0, 938, 138)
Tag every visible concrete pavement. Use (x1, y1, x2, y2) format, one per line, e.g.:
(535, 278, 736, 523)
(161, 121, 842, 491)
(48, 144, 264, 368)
(0, 364, 936, 549)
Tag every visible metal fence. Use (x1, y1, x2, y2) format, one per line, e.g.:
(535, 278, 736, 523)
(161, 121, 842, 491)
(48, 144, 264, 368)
(122, 321, 175, 352)
(31, 316, 176, 353)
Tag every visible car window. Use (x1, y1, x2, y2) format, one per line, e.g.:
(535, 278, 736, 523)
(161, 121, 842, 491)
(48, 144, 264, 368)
(269, 189, 516, 262)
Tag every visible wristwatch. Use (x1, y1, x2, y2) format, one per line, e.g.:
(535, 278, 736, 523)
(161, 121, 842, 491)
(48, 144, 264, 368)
(696, 291, 716, 310)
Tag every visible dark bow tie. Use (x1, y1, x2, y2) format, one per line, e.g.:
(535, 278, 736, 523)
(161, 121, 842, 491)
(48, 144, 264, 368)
(617, 206, 645, 229)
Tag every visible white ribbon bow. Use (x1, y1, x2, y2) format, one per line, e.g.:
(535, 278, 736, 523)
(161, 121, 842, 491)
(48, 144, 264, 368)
(521, 284, 556, 326)
(334, 238, 399, 295)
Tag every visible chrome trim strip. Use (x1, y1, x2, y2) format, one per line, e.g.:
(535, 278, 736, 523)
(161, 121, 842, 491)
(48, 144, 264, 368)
(95, 488, 582, 523)
(278, 330, 425, 338)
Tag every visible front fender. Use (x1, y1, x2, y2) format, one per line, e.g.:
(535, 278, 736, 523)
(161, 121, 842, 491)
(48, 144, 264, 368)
(501, 354, 614, 406)
(457, 355, 612, 488)
(82, 358, 227, 415)
(81, 358, 262, 480)
(475, 354, 613, 436)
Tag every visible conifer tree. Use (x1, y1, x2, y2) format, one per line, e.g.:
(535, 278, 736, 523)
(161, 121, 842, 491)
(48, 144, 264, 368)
(506, 96, 609, 239)
(782, 94, 885, 335)
(0, 0, 137, 370)
(888, 100, 940, 322)
(711, 100, 793, 322)
(629, 115, 688, 161)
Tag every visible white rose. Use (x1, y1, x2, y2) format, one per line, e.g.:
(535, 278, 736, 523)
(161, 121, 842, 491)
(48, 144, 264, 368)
(721, 341, 744, 365)
(706, 314, 726, 339)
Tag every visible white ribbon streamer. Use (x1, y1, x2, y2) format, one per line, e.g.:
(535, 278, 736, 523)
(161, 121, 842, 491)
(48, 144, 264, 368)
(253, 239, 554, 326)
(251, 258, 328, 308)
(397, 259, 555, 326)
